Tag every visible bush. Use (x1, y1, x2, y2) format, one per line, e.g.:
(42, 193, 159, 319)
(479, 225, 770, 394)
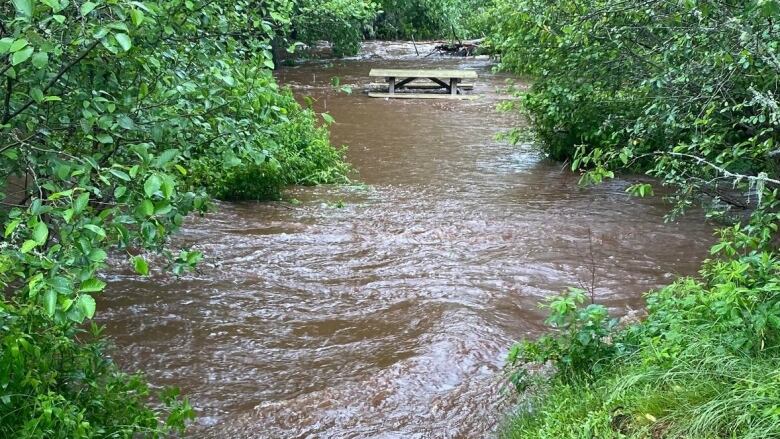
(294, 0, 379, 57)
(183, 86, 349, 201)
(507, 288, 618, 391)
(0, 304, 193, 438)
(486, 0, 779, 216)
(374, 0, 486, 40)
(502, 213, 780, 438)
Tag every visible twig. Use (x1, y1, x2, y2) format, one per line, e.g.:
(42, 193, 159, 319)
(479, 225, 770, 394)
(576, 229, 599, 304)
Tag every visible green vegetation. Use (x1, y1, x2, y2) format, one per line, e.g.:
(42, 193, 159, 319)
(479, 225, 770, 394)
(293, 0, 379, 57)
(486, 0, 780, 437)
(374, 0, 486, 40)
(484, 0, 778, 215)
(184, 87, 349, 201)
(0, 0, 350, 436)
(7, 0, 777, 436)
(503, 216, 780, 438)
(287, 0, 488, 55)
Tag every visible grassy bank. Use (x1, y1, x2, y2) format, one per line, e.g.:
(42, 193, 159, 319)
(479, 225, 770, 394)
(483, 0, 780, 437)
(502, 221, 780, 437)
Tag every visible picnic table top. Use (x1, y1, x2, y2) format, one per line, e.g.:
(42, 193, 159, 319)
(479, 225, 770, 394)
(368, 68, 478, 79)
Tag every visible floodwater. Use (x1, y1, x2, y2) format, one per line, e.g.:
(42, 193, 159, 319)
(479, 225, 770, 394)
(99, 41, 715, 438)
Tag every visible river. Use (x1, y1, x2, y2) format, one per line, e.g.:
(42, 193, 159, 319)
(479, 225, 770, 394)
(99, 41, 714, 438)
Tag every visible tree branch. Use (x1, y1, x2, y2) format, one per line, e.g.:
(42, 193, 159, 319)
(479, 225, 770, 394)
(2, 40, 101, 125)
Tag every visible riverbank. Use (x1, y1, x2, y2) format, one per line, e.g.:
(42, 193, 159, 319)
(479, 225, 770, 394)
(485, 0, 780, 436)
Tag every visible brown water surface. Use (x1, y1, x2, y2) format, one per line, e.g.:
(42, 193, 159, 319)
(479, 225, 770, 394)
(100, 41, 715, 438)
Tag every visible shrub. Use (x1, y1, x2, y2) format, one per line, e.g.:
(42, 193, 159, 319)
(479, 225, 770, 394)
(294, 0, 379, 57)
(507, 288, 618, 391)
(183, 87, 350, 201)
(0, 304, 193, 438)
(502, 213, 780, 438)
(486, 0, 779, 216)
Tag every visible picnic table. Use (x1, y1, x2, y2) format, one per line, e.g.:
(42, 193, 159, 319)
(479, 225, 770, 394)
(368, 68, 478, 98)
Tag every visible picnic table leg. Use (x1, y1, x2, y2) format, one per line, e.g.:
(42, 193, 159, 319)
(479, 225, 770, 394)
(449, 78, 459, 95)
(389, 77, 395, 95)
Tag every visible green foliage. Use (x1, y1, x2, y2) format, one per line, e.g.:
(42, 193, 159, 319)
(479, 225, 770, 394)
(181, 82, 350, 201)
(489, 2, 780, 433)
(277, 0, 488, 57)
(294, 0, 378, 57)
(0, 0, 347, 435)
(502, 212, 780, 438)
(374, 0, 485, 39)
(486, 0, 779, 216)
(507, 288, 618, 390)
(0, 306, 194, 438)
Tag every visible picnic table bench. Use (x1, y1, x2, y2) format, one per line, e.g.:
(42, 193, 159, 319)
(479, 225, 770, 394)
(368, 68, 478, 99)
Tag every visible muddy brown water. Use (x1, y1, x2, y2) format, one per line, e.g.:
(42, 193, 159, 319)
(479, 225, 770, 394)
(99, 41, 715, 438)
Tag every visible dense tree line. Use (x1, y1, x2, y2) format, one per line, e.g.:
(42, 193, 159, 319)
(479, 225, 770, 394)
(484, 0, 780, 437)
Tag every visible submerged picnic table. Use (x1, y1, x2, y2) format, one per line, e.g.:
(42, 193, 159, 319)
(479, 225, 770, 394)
(368, 68, 478, 99)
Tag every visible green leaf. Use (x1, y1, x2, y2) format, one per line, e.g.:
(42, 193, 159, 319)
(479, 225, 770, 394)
(132, 256, 149, 275)
(115, 33, 132, 51)
(130, 9, 144, 26)
(30, 87, 44, 103)
(161, 176, 175, 199)
(12, 47, 34, 66)
(32, 221, 48, 245)
(20, 239, 37, 253)
(47, 276, 72, 294)
(321, 113, 335, 124)
(83, 224, 107, 240)
(31, 51, 48, 68)
(79, 278, 106, 293)
(80, 1, 97, 16)
(117, 115, 135, 130)
(48, 189, 73, 200)
(78, 294, 97, 319)
(0, 38, 13, 53)
(154, 201, 172, 215)
(107, 21, 129, 32)
(138, 199, 154, 217)
(109, 168, 131, 181)
(74, 192, 89, 213)
(153, 149, 180, 167)
(89, 248, 108, 262)
(286, 42, 304, 53)
(4, 219, 21, 237)
(43, 289, 57, 316)
(9, 39, 27, 53)
(12, 0, 33, 17)
(96, 133, 113, 144)
(62, 208, 74, 224)
(144, 174, 161, 197)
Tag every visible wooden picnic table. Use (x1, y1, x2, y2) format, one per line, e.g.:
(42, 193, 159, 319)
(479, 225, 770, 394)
(368, 68, 478, 97)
